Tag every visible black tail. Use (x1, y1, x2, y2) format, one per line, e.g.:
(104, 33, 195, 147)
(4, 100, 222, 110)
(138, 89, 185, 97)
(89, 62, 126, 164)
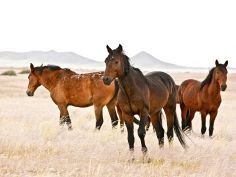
(173, 111, 188, 149)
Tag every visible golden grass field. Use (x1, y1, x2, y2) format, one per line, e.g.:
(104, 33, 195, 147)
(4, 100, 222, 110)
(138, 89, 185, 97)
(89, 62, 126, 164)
(0, 68, 236, 177)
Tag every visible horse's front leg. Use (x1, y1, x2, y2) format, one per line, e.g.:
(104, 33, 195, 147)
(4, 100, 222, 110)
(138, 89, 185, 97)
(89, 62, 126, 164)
(124, 114, 135, 151)
(138, 111, 149, 153)
(209, 111, 218, 136)
(94, 105, 104, 130)
(58, 104, 72, 131)
(201, 112, 207, 135)
(106, 101, 119, 128)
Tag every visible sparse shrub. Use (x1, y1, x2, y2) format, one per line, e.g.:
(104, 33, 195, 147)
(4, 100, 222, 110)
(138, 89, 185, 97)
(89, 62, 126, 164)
(19, 69, 30, 74)
(1, 70, 17, 76)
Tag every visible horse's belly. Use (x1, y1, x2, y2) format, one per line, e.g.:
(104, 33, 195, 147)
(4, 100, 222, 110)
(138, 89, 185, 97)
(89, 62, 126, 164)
(68, 93, 93, 107)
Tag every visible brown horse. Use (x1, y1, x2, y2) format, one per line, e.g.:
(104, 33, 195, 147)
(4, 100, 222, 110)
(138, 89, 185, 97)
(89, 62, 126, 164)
(103, 45, 186, 153)
(178, 60, 228, 136)
(175, 84, 180, 104)
(26, 63, 120, 130)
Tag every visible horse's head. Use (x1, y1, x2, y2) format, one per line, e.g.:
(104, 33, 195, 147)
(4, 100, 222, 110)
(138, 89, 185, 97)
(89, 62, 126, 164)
(26, 63, 41, 96)
(214, 59, 228, 91)
(103, 44, 128, 85)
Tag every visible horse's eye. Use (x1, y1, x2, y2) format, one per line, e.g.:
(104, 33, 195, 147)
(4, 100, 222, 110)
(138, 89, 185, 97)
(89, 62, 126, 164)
(115, 61, 119, 64)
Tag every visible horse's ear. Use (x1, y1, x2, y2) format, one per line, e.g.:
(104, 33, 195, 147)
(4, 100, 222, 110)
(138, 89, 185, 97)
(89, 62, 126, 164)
(106, 45, 112, 54)
(224, 60, 228, 67)
(30, 63, 35, 72)
(117, 44, 123, 53)
(215, 59, 220, 66)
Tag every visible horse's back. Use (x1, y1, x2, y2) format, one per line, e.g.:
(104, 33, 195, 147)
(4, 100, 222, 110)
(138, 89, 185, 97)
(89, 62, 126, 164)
(178, 79, 201, 108)
(145, 71, 177, 112)
(54, 71, 116, 107)
(145, 71, 176, 93)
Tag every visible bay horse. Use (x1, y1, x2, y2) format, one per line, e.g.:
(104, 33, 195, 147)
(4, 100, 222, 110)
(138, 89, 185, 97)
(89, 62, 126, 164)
(26, 63, 120, 130)
(103, 44, 186, 153)
(178, 60, 228, 136)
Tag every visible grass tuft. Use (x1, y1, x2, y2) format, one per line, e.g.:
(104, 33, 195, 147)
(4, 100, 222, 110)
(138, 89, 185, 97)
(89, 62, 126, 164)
(1, 70, 17, 76)
(18, 69, 30, 74)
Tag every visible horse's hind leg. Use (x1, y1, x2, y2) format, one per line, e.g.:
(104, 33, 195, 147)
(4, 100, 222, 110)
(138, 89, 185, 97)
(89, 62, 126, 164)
(145, 116, 151, 131)
(186, 110, 196, 131)
(209, 111, 217, 136)
(163, 107, 174, 144)
(58, 104, 72, 130)
(180, 103, 188, 130)
(106, 100, 119, 128)
(151, 111, 164, 148)
(94, 105, 104, 130)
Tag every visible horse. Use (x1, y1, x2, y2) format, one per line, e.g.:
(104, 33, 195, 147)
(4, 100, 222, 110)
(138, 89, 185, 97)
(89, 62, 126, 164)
(26, 63, 120, 130)
(178, 60, 228, 136)
(103, 44, 187, 153)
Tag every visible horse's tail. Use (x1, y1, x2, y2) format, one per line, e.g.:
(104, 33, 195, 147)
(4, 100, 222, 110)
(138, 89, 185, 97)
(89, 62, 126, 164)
(186, 109, 190, 125)
(173, 111, 188, 149)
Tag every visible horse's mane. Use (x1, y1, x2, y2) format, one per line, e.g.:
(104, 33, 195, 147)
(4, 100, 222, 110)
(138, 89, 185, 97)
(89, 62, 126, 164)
(200, 67, 215, 90)
(123, 55, 148, 84)
(35, 65, 73, 75)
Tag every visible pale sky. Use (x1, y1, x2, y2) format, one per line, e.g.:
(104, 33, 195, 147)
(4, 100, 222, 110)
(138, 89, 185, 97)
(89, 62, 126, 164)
(0, 0, 235, 67)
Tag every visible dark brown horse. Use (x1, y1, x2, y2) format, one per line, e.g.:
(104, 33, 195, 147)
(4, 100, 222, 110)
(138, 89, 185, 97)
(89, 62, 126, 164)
(178, 60, 228, 136)
(103, 45, 186, 153)
(26, 63, 120, 130)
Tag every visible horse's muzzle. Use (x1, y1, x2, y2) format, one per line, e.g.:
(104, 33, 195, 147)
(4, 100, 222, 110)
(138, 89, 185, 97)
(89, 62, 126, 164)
(103, 76, 112, 85)
(221, 85, 227, 91)
(26, 90, 34, 96)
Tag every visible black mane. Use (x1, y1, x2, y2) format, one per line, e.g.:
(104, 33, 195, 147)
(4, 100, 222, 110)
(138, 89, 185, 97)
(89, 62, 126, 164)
(35, 65, 70, 75)
(200, 67, 215, 90)
(123, 55, 148, 84)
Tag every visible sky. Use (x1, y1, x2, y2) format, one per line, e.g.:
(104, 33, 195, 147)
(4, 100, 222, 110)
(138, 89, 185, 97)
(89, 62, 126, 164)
(0, 0, 235, 68)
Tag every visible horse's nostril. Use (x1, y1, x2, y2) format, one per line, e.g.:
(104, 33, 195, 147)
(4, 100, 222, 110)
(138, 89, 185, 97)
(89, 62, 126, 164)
(103, 77, 112, 85)
(221, 85, 227, 91)
(26, 91, 34, 96)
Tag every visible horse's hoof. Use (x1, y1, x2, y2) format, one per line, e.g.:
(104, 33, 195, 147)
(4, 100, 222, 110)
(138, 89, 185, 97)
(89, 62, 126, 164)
(128, 148, 135, 162)
(159, 144, 164, 149)
(95, 126, 101, 130)
(141, 147, 148, 153)
(68, 127, 73, 131)
(59, 121, 65, 126)
(112, 125, 118, 130)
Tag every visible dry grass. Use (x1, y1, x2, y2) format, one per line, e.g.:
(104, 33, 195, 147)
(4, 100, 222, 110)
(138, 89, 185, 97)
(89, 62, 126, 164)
(0, 72, 236, 177)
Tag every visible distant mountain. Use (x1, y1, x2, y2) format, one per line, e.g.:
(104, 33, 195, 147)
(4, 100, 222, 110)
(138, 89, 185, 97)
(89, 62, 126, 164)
(130, 51, 187, 71)
(0, 50, 205, 71)
(0, 50, 104, 69)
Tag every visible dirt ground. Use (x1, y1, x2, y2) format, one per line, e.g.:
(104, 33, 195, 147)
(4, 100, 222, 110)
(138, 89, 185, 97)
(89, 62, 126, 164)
(0, 69, 236, 177)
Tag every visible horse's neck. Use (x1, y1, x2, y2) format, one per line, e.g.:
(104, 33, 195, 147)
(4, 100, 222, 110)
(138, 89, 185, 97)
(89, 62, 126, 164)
(203, 79, 221, 98)
(118, 68, 145, 95)
(39, 71, 60, 91)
